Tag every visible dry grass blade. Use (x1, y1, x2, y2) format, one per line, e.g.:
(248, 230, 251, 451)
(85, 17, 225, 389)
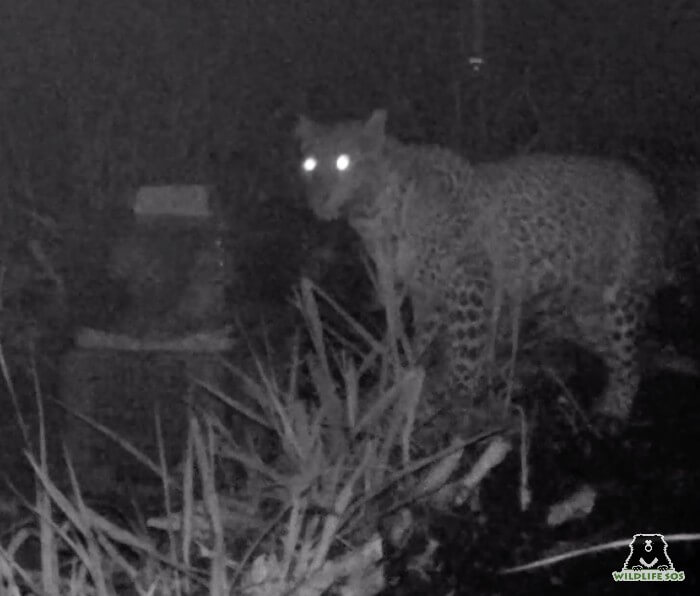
(190, 418, 227, 591)
(278, 494, 305, 584)
(220, 446, 289, 487)
(64, 454, 110, 594)
(194, 375, 272, 430)
(354, 369, 420, 439)
(181, 431, 195, 572)
(296, 278, 383, 353)
(375, 368, 424, 470)
(0, 542, 42, 596)
(54, 402, 174, 485)
(343, 359, 360, 430)
(309, 442, 376, 573)
(0, 341, 31, 448)
(343, 429, 500, 525)
(298, 279, 331, 379)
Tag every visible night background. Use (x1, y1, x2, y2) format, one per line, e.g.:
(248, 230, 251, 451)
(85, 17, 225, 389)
(0, 0, 699, 594)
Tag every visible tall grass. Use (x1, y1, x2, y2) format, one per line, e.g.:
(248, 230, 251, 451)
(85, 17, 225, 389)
(0, 272, 476, 595)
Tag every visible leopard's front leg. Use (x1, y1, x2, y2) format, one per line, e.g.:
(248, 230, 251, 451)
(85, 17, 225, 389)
(412, 251, 495, 410)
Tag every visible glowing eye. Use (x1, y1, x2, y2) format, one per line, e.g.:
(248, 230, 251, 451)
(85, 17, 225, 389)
(336, 154, 351, 171)
(302, 156, 317, 173)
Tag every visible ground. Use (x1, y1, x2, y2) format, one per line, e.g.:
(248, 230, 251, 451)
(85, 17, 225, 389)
(380, 366, 700, 595)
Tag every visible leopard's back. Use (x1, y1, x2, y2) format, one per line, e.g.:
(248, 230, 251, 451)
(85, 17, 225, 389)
(392, 150, 666, 303)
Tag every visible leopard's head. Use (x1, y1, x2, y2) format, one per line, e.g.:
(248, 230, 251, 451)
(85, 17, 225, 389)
(294, 109, 389, 221)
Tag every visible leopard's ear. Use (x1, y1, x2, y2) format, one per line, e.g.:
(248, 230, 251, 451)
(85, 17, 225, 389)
(363, 109, 387, 139)
(294, 114, 316, 141)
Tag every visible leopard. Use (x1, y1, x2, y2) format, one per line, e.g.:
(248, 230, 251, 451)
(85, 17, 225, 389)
(294, 108, 667, 432)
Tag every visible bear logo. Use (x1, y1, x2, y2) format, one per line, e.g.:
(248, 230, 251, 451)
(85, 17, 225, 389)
(623, 534, 674, 571)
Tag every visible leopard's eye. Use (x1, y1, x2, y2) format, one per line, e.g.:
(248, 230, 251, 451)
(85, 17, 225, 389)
(335, 154, 351, 171)
(302, 156, 317, 173)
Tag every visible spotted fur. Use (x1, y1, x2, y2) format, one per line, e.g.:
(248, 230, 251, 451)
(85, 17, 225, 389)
(295, 109, 666, 425)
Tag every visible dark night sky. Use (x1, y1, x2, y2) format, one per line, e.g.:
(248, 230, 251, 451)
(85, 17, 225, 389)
(0, 0, 698, 211)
